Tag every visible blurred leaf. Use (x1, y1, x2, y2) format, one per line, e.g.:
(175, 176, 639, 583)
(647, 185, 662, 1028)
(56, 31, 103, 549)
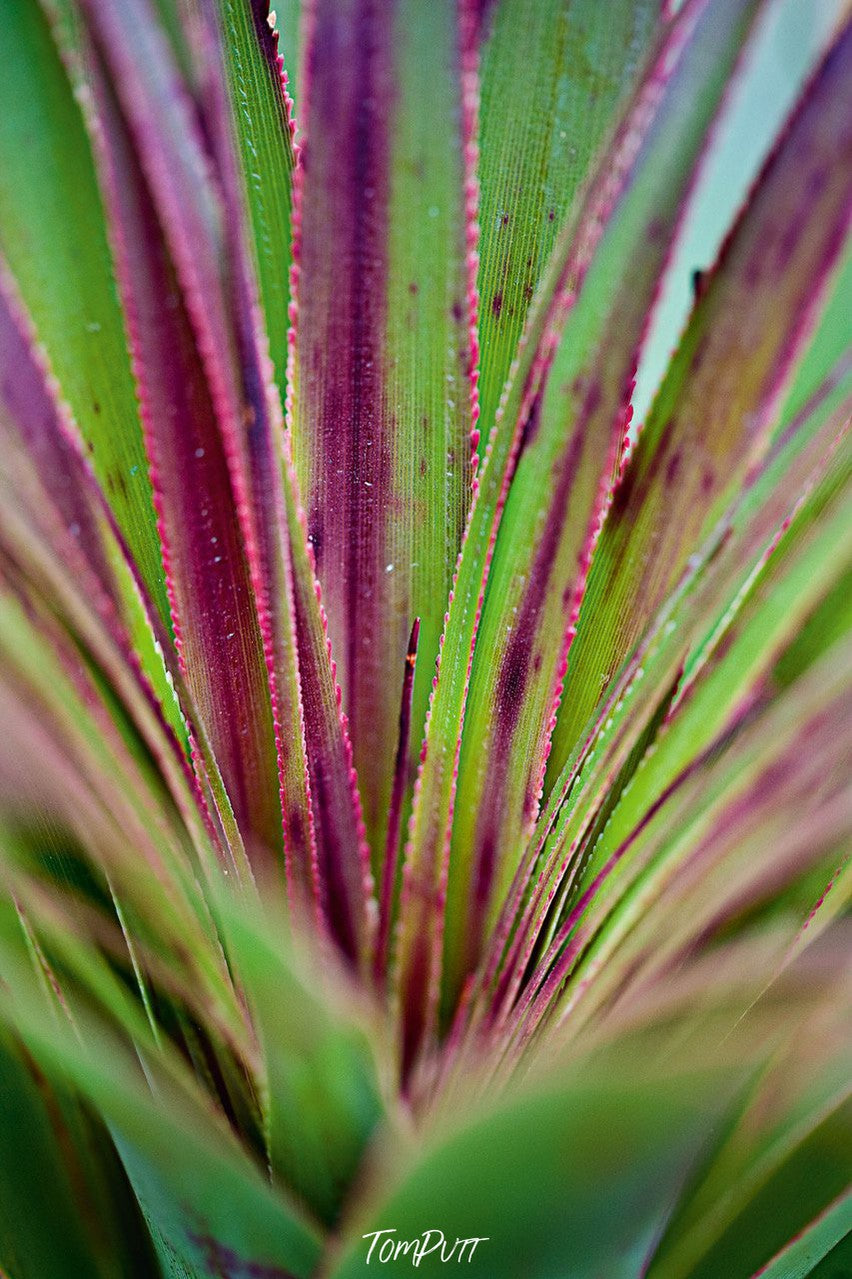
(0, 239, 194, 808)
(651, 1062, 852, 1279)
(0, 900, 323, 1279)
(774, 251, 852, 443)
(220, 901, 389, 1226)
(0, 1031, 158, 1279)
(326, 1060, 733, 1279)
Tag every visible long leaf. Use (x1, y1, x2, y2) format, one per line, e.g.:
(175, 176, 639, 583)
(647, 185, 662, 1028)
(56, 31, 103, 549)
(530, 460, 852, 1047)
(0, 0, 166, 617)
(0, 263, 217, 872)
(474, 389, 850, 1047)
(74, 0, 370, 955)
(290, 0, 478, 862)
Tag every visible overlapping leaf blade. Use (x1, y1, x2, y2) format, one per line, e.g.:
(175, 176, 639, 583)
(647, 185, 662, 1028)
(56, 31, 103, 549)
(84, 38, 288, 872)
(548, 21, 852, 781)
(397, 0, 764, 1065)
(64, 0, 372, 956)
(522, 457, 852, 1053)
(649, 1008, 852, 1279)
(473, 382, 850, 1040)
(0, 266, 209, 857)
(443, 0, 769, 1014)
(464, 26, 852, 1039)
(0, 912, 323, 1279)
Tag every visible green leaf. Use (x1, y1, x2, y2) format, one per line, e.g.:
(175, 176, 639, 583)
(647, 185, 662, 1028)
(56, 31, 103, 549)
(0, 1031, 158, 1279)
(652, 1080, 852, 1279)
(0, 586, 243, 1030)
(745, 1192, 852, 1279)
(326, 1062, 731, 1279)
(773, 251, 852, 444)
(0, 0, 166, 618)
(0, 899, 323, 1279)
(536, 464, 852, 1039)
(481, 405, 851, 1035)
(543, 637, 851, 1046)
(475, 0, 659, 439)
(214, 0, 297, 401)
(218, 899, 388, 1227)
